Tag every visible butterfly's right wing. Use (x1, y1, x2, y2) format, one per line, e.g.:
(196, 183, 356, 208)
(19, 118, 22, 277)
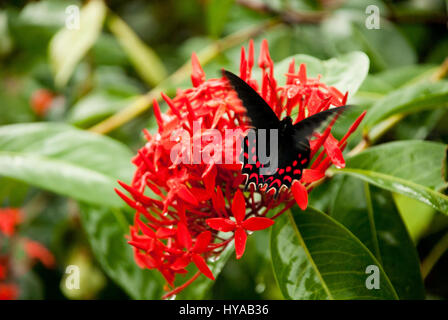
(222, 70, 280, 129)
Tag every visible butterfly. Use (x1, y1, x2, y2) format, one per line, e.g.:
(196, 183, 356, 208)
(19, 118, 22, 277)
(222, 69, 347, 198)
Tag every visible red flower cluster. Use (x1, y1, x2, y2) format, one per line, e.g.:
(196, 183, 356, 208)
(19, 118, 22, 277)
(116, 39, 365, 298)
(0, 208, 55, 300)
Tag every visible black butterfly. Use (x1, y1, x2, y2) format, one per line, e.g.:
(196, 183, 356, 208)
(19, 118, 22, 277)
(222, 69, 347, 197)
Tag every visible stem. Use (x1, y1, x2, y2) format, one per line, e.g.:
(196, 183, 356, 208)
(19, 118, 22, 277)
(162, 271, 201, 299)
(431, 57, 448, 82)
(421, 232, 448, 280)
(88, 20, 278, 135)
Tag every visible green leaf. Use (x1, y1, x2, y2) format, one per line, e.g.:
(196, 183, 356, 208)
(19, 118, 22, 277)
(393, 193, 435, 242)
(0, 123, 133, 207)
(79, 204, 165, 299)
(49, 0, 106, 87)
(108, 14, 167, 87)
(273, 51, 369, 96)
(10, 0, 79, 51)
(366, 64, 438, 90)
(332, 140, 448, 214)
(347, 140, 447, 190)
(321, 10, 416, 72)
(330, 177, 425, 299)
(206, 0, 234, 38)
(68, 91, 138, 126)
(393, 109, 447, 141)
(354, 64, 438, 104)
(334, 168, 448, 216)
(271, 206, 398, 299)
(364, 81, 448, 128)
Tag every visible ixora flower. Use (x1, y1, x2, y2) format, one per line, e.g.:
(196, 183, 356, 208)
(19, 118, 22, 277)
(116, 39, 366, 298)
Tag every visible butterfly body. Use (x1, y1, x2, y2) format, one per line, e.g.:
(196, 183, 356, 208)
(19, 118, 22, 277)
(240, 121, 310, 196)
(223, 70, 346, 197)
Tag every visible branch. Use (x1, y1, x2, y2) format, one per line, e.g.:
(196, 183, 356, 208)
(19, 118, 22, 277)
(236, 0, 327, 24)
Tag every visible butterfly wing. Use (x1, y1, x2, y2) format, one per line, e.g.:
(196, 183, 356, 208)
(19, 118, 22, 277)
(223, 69, 281, 192)
(260, 131, 310, 197)
(222, 70, 280, 129)
(263, 106, 349, 197)
(224, 68, 348, 197)
(292, 106, 348, 150)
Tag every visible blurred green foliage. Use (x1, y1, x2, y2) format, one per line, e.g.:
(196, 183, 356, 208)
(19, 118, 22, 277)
(0, 0, 447, 300)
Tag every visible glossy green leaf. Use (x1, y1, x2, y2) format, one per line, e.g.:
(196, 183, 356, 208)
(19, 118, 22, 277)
(0, 123, 133, 207)
(346, 140, 447, 190)
(333, 141, 448, 214)
(330, 177, 425, 299)
(79, 204, 165, 299)
(49, 0, 106, 87)
(270, 206, 398, 300)
(334, 168, 448, 216)
(274, 51, 369, 96)
(364, 81, 448, 128)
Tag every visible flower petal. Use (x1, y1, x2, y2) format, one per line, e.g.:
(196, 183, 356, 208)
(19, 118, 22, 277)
(192, 254, 215, 280)
(139, 254, 158, 269)
(298, 63, 307, 84)
(191, 52, 205, 87)
(156, 227, 176, 239)
(177, 185, 199, 206)
(177, 223, 192, 250)
(302, 169, 325, 183)
(292, 181, 308, 210)
(258, 39, 273, 70)
(234, 227, 248, 260)
(231, 189, 246, 223)
(212, 186, 226, 215)
(242, 217, 274, 231)
(192, 231, 211, 253)
(136, 219, 156, 238)
(323, 134, 345, 168)
(206, 218, 236, 232)
(171, 254, 191, 270)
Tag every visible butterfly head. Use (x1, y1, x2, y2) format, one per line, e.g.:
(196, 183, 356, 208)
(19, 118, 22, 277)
(279, 116, 294, 135)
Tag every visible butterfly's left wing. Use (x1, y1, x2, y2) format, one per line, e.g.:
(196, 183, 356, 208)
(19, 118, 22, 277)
(222, 70, 280, 129)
